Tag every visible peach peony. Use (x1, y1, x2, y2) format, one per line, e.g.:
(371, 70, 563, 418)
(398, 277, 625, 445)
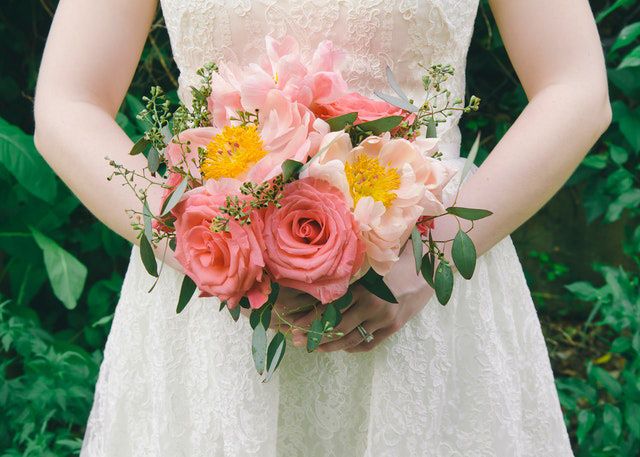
(165, 127, 217, 180)
(301, 132, 455, 275)
(314, 92, 413, 126)
(172, 179, 270, 309)
(261, 178, 365, 304)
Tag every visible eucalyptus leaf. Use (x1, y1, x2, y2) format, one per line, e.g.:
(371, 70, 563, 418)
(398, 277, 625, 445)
(359, 268, 398, 304)
(326, 112, 358, 131)
(147, 147, 160, 174)
(459, 132, 481, 185)
(143, 199, 153, 240)
(281, 159, 303, 181)
(421, 252, 435, 288)
(356, 116, 404, 135)
(176, 274, 197, 313)
(385, 65, 409, 101)
(452, 229, 477, 280)
(446, 206, 493, 221)
(251, 323, 268, 375)
(139, 233, 158, 277)
(219, 300, 227, 311)
(264, 331, 286, 382)
(426, 117, 437, 138)
(330, 289, 353, 311)
(31, 228, 87, 310)
(434, 261, 454, 305)
(228, 304, 241, 322)
(129, 137, 150, 156)
(160, 178, 188, 216)
(321, 303, 339, 330)
(306, 319, 324, 352)
(374, 91, 419, 113)
(411, 226, 423, 275)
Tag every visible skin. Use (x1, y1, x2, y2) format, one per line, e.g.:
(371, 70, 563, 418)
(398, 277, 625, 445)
(34, 0, 611, 352)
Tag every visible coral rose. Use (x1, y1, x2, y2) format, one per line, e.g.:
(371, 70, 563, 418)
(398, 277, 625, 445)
(261, 178, 365, 304)
(314, 92, 412, 126)
(172, 179, 270, 309)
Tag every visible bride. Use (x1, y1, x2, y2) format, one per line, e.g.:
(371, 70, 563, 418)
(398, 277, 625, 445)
(34, 0, 610, 455)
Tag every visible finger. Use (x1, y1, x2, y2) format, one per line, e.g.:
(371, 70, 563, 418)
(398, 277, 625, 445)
(318, 320, 382, 352)
(344, 324, 396, 353)
(318, 286, 380, 346)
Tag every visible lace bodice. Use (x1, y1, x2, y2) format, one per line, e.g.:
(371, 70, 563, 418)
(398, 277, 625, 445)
(160, 0, 480, 150)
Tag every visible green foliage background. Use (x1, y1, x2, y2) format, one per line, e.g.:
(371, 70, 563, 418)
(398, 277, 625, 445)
(0, 0, 639, 455)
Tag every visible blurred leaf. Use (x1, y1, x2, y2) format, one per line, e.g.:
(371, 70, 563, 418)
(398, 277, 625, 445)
(0, 117, 57, 203)
(577, 410, 595, 445)
(30, 228, 87, 310)
(618, 45, 640, 69)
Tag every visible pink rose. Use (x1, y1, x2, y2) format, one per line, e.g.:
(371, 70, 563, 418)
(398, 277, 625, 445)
(314, 92, 412, 126)
(172, 180, 270, 309)
(261, 178, 365, 304)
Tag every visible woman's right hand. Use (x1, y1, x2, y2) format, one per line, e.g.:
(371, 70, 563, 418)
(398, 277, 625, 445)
(240, 286, 319, 332)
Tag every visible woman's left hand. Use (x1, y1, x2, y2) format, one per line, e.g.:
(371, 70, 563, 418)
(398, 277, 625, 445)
(290, 242, 434, 353)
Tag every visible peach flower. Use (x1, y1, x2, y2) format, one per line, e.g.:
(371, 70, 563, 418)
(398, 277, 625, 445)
(314, 92, 413, 126)
(301, 132, 455, 275)
(164, 127, 217, 180)
(261, 178, 365, 304)
(172, 179, 270, 309)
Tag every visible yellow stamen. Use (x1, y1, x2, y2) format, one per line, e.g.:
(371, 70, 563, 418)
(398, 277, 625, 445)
(344, 153, 401, 207)
(201, 125, 267, 180)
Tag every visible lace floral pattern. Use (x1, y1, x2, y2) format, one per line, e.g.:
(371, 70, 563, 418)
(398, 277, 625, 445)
(80, 1, 574, 455)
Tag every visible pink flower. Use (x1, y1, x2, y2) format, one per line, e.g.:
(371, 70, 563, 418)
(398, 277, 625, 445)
(314, 92, 412, 126)
(261, 178, 365, 304)
(165, 127, 218, 180)
(215, 35, 348, 115)
(301, 132, 455, 275)
(172, 179, 270, 309)
(416, 216, 435, 236)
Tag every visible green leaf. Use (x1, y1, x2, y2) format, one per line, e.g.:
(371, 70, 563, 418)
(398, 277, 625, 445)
(608, 144, 628, 165)
(228, 304, 241, 322)
(31, 228, 87, 310)
(356, 116, 404, 135)
(374, 91, 419, 113)
(139, 233, 158, 277)
(281, 159, 303, 181)
(359, 268, 398, 304)
(411, 226, 423, 275)
(596, 0, 634, 23)
(446, 206, 493, 221)
(176, 274, 197, 313)
(589, 365, 622, 398)
(421, 252, 435, 288)
(250, 305, 273, 330)
(610, 336, 630, 353)
(264, 331, 286, 382)
(219, 300, 227, 311)
(160, 178, 188, 216)
(0, 117, 57, 203)
(306, 319, 324, 352)
(576, 410, 595, 445)
(147, 147, 160, 173)
(565, 281, 600, 301)
(326, 112, 358, 131)
(452, 229, 477, 280)
(610, 22, 640, 53)
(618, 45, 640, 69)
(129, 137, 150, 156)
(603, 404, 622, 441)
(251, 323, 268, 375)
(426, 117, 437, 138)
(434, 261, 454, 305)
(581, 154, 608, 169)
(143, 199, 153, 240)
(459, 132, 480, 185)
(329, 289, 353, 311)
(626, 402, 640, 439)
(321, 303, 340, 330)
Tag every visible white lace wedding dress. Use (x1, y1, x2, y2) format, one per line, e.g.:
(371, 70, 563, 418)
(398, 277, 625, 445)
(80, 1, 574, 456)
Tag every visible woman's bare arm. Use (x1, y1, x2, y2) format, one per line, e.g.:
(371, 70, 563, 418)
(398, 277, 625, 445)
(33, 0, 174, 262)
(438, 0, 611, 255)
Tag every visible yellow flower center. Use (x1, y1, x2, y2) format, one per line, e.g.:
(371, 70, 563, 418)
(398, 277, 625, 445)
(201, 125, 268, 180)
(344, 153, 401, 207)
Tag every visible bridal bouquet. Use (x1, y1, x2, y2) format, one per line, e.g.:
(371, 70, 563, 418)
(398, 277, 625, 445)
(110, 36, 489, 381)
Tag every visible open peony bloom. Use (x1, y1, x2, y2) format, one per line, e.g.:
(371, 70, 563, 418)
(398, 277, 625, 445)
(260, 178, 365, 304)
(301, 132, 455, 275)
(208, 35, 348, 117)
(172, 179, 270, 309)
(166, 90, 329, 186)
